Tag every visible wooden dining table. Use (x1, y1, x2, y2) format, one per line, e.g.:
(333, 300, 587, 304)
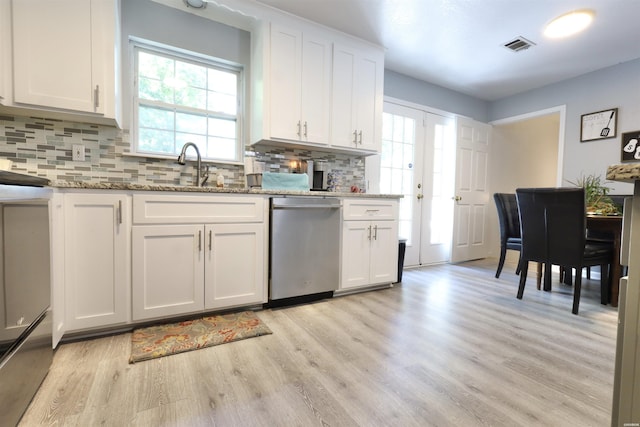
(535, 214, 623, 307)
(586, 214, 623, 307)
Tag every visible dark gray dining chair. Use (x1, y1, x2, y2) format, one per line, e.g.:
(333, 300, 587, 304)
(493, 193, 522, 278)
(515, 187, 614, 314)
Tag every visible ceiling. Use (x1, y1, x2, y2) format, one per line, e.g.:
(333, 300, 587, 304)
(253, 0, 640, 101)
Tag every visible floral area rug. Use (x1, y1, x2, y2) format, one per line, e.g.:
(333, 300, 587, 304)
(129, 310, 272, 363)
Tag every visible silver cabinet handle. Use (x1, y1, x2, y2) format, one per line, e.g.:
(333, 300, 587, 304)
(358, 130, 363, 144)
(373, 225, 378, 240)
(208, 229, 212, 251)
(353, 130, 358, 144)
(367, 225, 372, 240)
(297, 120, 301, 137)
(198, 230, 202, 252)
(117, 200, 122, 224)
(94, 85, 100, 109)
(303, 121, 308, 138)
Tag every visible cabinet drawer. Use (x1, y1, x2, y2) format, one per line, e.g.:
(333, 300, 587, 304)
(133, 194, 265, 224)
(342, 198, 398, 220)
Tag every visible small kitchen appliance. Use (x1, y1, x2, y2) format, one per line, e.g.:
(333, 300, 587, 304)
(312, 161, 329, 191)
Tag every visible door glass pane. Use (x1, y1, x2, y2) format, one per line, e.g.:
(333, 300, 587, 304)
(430, 123, 455, 245)
(380, 112, 416, 244)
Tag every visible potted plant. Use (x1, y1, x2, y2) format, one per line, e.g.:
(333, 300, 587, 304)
(568, 174, 620, 215)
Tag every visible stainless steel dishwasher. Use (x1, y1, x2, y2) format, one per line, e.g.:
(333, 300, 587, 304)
(270, 196, 341, 303)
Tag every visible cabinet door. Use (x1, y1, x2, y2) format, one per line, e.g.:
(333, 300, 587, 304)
(64, 194, 129, 331)
(269, 24, 302, 141)
(354, 52, 384, 151)
(340, 221, 371, 289)
(132, 225, 204, 321)
(300, 33, 331, 144)
(205, 223, 266, 309)
(13, 0, 96, 112)
(331, 44, 358, 149)
(11, 0, 118, 120)
(369, 221, 399, 285)
(331, 44, 383, 151)
(0, 0, 10, 105)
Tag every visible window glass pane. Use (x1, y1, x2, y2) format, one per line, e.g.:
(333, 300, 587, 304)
(138, 128, 175, 154)
(208, 136, 236, 160)
(380, 168, 391, 193)
(380, 140, 392, 168)
(208, 92, 237, 115)
(176, 133, 206, 151)
(209, 118, 236, 139)
(139, 106, 174, 131)
(391, 142, 404, 168)
(382, 113, 393, 140)
(176, 112, 207, 135)
(176, 86, 207, 109)
(392, 115, 404, 141)
(177, 60, 206, 89)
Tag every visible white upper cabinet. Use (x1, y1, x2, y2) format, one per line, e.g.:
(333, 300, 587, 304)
(268, 24, 331, 145)
(0, 0, 11, 105)
(251, 18, 384, 154)
(10, 0, 121, 126)
(331, 43, 384, 152)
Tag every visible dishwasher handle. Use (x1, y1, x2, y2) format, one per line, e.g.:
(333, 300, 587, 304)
(272, 204, 341, 210)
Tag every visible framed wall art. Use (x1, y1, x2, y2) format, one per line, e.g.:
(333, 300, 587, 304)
(580, 108, 617, 142)
(621, 130, 640, 162)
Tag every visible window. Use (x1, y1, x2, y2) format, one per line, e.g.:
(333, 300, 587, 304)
(132, 41, 243, 163)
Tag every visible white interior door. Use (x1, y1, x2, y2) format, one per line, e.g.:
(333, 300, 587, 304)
(451, 117, 492, 262)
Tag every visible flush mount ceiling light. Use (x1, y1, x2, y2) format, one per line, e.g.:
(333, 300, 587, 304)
(184, 0, 207, 9)
(544, 9, 594, 38)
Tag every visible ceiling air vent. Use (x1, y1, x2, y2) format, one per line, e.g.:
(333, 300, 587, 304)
(503, 36, 536, 52)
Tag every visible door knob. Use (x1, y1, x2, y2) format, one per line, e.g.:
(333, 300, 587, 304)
(452, 196, 462, 201)
(417, 194, 424, 200)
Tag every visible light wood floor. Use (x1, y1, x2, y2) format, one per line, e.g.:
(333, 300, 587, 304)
(20, 259, 618, 426)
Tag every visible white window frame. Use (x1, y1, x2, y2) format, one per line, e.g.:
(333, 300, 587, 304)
(130, 38, 244, 164)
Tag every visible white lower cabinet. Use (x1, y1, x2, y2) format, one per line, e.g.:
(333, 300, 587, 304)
(63, 193, 129, 331)
(132, 225, 205, 320)
(205, 223, 265, 310)
(131, 194, 267, 322)
(341, 199, 399, 290)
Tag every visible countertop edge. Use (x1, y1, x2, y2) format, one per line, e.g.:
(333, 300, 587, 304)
(48, 181, 403, 198)
(607, 164, 640, 183)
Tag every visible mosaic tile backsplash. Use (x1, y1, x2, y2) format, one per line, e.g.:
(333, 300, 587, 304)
(0, 114, 366, 188)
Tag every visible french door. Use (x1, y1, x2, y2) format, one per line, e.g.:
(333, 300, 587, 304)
(378, 102, 455, 267)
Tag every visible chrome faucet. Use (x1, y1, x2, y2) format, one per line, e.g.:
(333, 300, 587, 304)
(177, 142, 208, 187)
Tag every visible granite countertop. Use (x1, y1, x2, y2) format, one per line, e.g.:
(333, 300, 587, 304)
(607, 163, 640, 182)
(50, 180, 403, 198)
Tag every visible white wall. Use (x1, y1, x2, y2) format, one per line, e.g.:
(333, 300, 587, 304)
(384, 70, 489, 122)
(486, 113, 560, 258)
(490, 58, 640, 196)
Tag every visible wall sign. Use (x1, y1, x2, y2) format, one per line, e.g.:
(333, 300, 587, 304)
(580, 108, 617, 142)
(621, 130, 640, 162)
